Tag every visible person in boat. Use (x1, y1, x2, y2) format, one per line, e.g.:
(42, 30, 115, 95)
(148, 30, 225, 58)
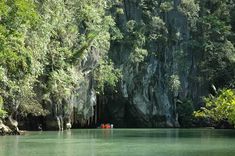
(100, 123, 113, 129)
(66, 123, 72, 129)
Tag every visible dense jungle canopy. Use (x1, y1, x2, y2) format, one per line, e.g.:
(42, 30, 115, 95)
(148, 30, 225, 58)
(0, 0, 235, 133)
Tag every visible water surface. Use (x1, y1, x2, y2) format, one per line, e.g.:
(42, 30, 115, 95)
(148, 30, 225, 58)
(0, 129, 235, 156)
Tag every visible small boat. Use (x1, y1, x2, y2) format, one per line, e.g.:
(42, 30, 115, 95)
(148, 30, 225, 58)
(100, 123, 113, 129)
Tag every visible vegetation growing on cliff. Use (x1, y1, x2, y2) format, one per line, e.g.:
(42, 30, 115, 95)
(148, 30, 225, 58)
(191, 0, 235, 127)
(110, 0, 235, 128)
(195, 89, 235, 127)
(0, 0, 235, 130)
(0, 0, 121, 131)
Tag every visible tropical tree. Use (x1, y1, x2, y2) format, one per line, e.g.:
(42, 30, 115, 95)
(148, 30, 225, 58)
(195, 89, 235, 127)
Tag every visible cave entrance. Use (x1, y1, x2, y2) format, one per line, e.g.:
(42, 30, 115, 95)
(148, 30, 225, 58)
(71, 95, 109, 128)
(93, 95, 110, 127)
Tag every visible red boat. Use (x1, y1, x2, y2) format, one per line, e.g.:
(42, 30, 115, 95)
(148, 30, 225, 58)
(100, 123, 112, 129)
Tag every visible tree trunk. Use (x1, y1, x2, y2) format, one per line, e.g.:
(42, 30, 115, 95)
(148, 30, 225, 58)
(7, 114, 20, 135)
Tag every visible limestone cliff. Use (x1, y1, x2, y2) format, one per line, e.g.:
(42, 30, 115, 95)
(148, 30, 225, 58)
(100, 0, 208, 127)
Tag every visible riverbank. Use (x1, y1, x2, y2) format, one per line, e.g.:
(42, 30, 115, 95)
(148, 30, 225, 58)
(0, 119, 21, 136)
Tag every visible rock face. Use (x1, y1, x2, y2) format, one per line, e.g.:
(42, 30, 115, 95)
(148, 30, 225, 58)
(0, 119, 14, 135)
(44, 49, 99, 130)
(14, 0, 208, 130)
(100, 0, 207, 127)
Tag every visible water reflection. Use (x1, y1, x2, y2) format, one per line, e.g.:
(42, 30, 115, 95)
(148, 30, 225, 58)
(0, 129, 235, 156)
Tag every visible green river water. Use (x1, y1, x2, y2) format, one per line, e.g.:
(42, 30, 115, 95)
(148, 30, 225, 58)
(0, 129, 235, 156)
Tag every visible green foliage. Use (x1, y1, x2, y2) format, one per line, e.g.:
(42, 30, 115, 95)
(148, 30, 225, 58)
(45, 67, 82, 105)
(16, 77, 48, 117)
(201, 15, 231, 42)
(0, 96, 7, 118)
(194, 0, 235, 88)
(0, 0, 43, 119)
(194, 89, 235, 127)
(0, 0, 234, 128)
(0, 0, 38, 79)
(160, 1, 174, 12)
(179, 0, 199, 19)
(193, 0, 235, 126)
(95, 59, 121, 93)
(140, 0, 159, 13)
(168, 74, 181, 92)
(28, 0, 121, 119)
(129, 48, 148, 63)
(124, 20, 150, 64)
(149, 16, 168, 41)
(0, 0, 121, 122)
(126, 20, 137, 33)
(178, 0, 199, 28)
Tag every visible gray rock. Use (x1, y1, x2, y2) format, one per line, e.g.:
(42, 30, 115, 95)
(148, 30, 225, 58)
(101, 0, 207, 128)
